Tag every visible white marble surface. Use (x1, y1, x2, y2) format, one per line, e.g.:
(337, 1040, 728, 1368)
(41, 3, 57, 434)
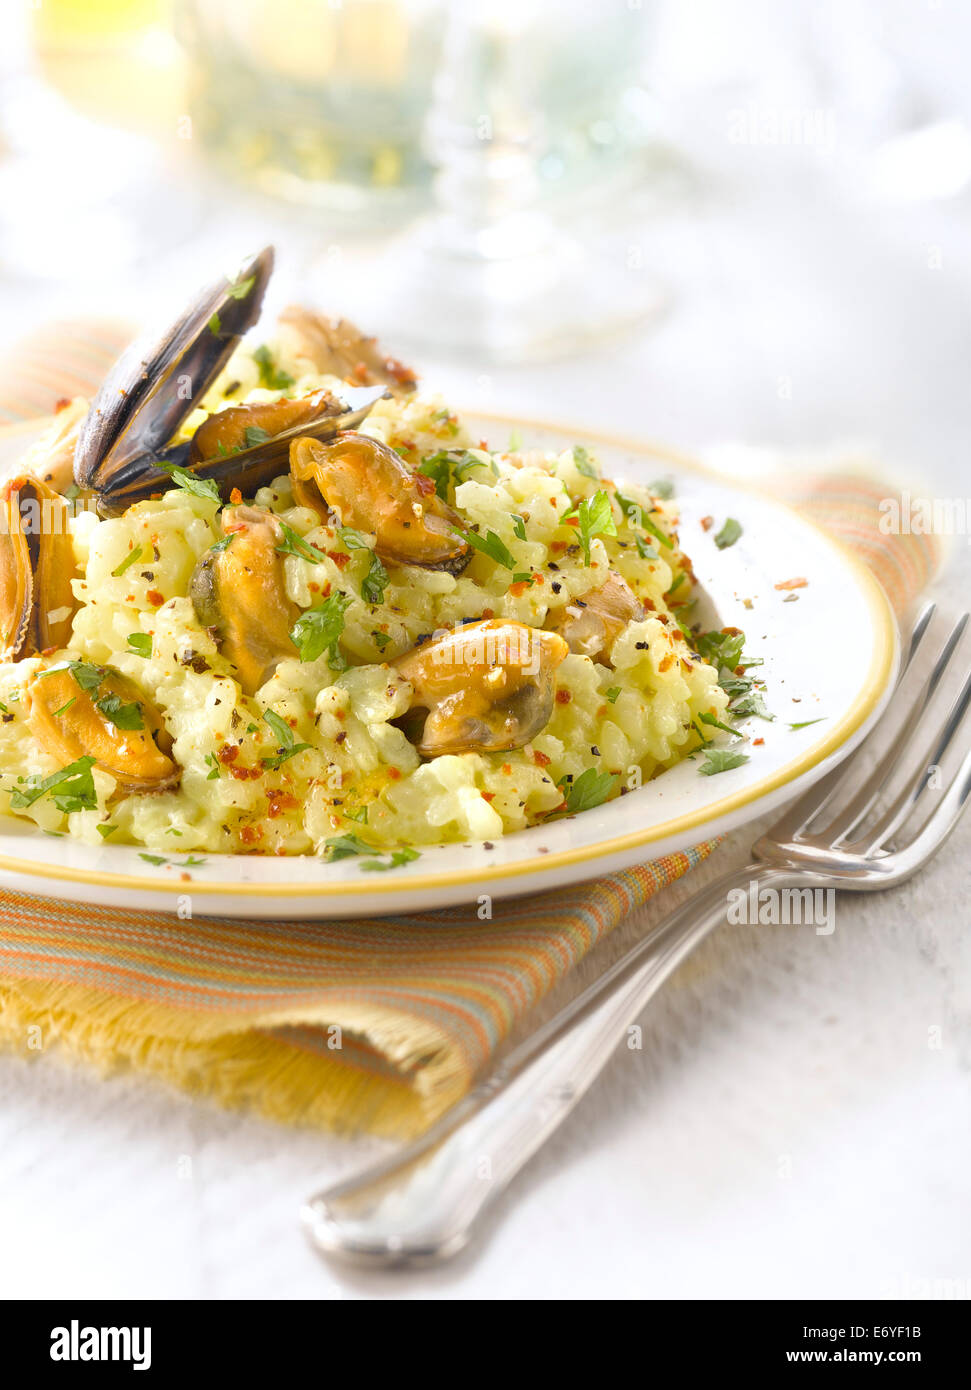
(1, 115, 970, 1300)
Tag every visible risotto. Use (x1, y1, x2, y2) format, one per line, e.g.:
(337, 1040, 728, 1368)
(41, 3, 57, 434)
(0, 256, 749, 862)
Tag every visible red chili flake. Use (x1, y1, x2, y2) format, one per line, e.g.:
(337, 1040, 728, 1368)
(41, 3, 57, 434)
(551, 540, 569, 554)
(532, 750, 551, 767)
(700, 516, 714, 531)
(217, 745, 239, 764)
(508, 579, 530, 597)
(479, 439, 489, 450)
(658, 653, 675, 673)
(328, 550, 350, 569)
(240, 825, 262, 844)
(563, 515, 579, 528)
(481, 791, 496, 802)
(414, 472, 436, 496)
(501, 763, 512, 775)
(54, 397, 71, 413)
(41, 645, 57, 658)
(555, 689, 572, 704)
(481, 608, 494, 620)
(223, 519, 248, 534)
(309, 581, 320, 593)
(147, 589, 164, 607)
(387, 767, 402, 780)
(230, 487, 242, 505)
(267, 791, 299, 818)
(753, 737, 765, 746)
(229, 765, 263, 781)
(775, 577, 808, 590)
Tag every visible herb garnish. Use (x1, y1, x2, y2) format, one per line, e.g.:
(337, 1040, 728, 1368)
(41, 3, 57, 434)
(158, 462, 221, 504)
(698, 748, 750, 776)
(10, 755, 98, 814)
(261, 708, 311, 769)
(253, 345, 295, 392)
(275, 520, 328, 565)
(96, 693, 144, 731)
(290, 592, 351, 669)
(714, 517, 743, 549)
(127, 633, 152, 657)
(112, 545, 143, 577)
(557, 767, 620, 813)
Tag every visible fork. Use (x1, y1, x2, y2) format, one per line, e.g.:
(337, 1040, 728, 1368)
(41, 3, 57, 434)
(303, 603, 971, 1268)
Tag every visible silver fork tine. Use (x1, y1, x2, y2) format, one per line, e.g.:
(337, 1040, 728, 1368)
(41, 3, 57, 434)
(850, 663, 971, 855)
(827, 612, 969, 844)
(875, 748, 971, 882)
(767, 601, 938, 842)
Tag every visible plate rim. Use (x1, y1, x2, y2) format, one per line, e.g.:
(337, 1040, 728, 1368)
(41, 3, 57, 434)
(0, 408, 898, 899)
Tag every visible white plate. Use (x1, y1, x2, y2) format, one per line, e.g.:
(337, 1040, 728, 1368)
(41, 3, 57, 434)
(0, 412, 898, 919)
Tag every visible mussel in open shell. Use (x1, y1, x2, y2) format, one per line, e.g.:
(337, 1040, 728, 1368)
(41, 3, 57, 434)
(72, 245, 392, 517)
(189, 505, 298, 696)
(24, 662, 179, 794)
(277, 307, 417, 393)
(290, 432, 472, 575)
(395, 619, 568, 757)
(0, 475, 78, 661)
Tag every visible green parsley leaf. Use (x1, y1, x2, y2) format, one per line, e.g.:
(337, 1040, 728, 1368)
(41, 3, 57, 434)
(243, 425, 271, 450)
(64, 661, 104, 692)
(208, 311, 221, 335)
(698, 748, 750, 776)
(95, 693, 144, 730)
(558, 767, 620, 813)
(96, 823, 118, 839)
(112, 545, 143, 577)
(373, 631, 391, 651)
(649, 478, 675, 499)
(209, 533, 235, 554)
(52, 697, 76, 717)
(324, 833, 376, 861)
(634, 534, 660, 561)
(698, 710, 740, 737)
(605, 686, 621, 703)
(511, 513, 527, 541)
(226, 274, 255, 300)
(253, 344, 295, 391)
(345, 806, 368, 824)
(714, 517, 743, 549)
(360, 848, 421, 872)
(275, 519, 328, 565)
(204, 754, 221, 780)
(417, 453, 452, 500)
(157, 462, 221, 504)
(574, 490, 617, 565)
(452, 525, 517, 571)
(788, 717, 826, 730)
(666, 572, 687, 596)
(10, 755, 98, 814)
(139, 853, 168, 866)
(289, 592, 351, 668)
(260, 708, 311, 769)
(572, 446, 598, 480)
(127, 633, 152, 657)
(360, 552, 389, 606)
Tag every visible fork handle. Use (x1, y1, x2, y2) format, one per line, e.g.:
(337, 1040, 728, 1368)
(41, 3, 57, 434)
(303, 862, 799, 1267)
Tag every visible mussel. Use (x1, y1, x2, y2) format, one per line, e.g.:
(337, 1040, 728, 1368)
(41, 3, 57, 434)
(0, 475, 78, 661)
(290, 432, 472, 574)
(394, 619, 568, 757)
(189, 505, 298, 695)
(72, 245, 388, 515)
(25, 661, 179, 794)
(546, 571, 644, 666)
(188, 389, 343, 465)
(277, 307, 416, 393)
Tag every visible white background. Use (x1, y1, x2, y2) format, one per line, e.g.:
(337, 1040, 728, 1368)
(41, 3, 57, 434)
(0, 0, 969, 1299)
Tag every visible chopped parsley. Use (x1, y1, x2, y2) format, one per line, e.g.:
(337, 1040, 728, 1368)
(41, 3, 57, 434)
(714, 517, 743, 549)
(261, 708, 311, 769)
(158, 462, 221, 504)
(360, 847, 421, 872)
(208, 311, 221, 336)
(204, 753, 221, 780)
(112, 545, 143, 577)
(788, 717, 826, 730)
(97, 823, 118, 839)
(697, 710, 740, 738)
(572, 446, 598, 479)
(226, 273, 255, 300)
(567, 490, 617, 566)
(372, 631, 391, 651)
(698, 748, 750, 776)
(558, 767, 619, 813)
(10, 755, 98, 814)
(243, 425, 271, 450)
(605, 687, 621, 704)
(127, 633, 152, 657)
(323, 832, 376, 861)
(339, 528, 389, 606)
(139, 853, 167, 866)
(290, 592, 351, 668)
(511, 513, 527, 541)
(253, 344, 295, 391)
(418, 449, 495, 499)
(95, 693, 144, 731)
(452, 524, 517, 572)
(275, 520, 328, 565)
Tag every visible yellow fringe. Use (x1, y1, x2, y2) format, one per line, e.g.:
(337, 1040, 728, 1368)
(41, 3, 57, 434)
(0, 980, 473, 1138)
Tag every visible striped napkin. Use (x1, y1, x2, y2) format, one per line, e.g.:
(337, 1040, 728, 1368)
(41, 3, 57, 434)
(0, 324, 939, 1137)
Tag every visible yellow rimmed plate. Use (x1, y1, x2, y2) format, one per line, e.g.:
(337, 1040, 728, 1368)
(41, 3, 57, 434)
(0, 412, 898, 919)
